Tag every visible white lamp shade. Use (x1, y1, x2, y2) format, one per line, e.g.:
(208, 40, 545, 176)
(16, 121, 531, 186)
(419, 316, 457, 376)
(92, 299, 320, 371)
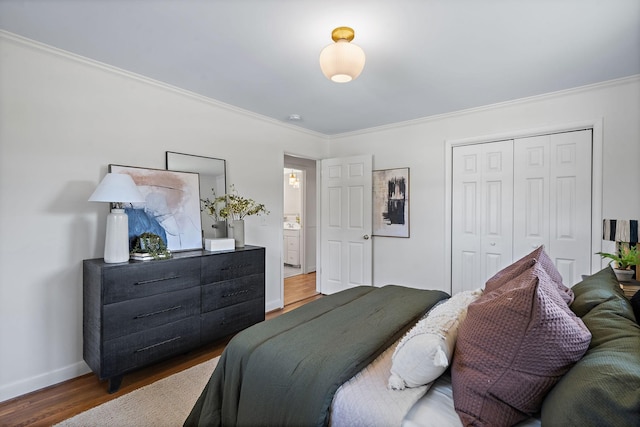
(319, 40, 366, 83)
(88, 173, 145, 203)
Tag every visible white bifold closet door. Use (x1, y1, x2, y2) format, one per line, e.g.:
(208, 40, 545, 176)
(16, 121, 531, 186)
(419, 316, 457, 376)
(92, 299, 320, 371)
(452, 130, 592, 293)
(512, 131, 592, 286)
(452, 140, 514, 293)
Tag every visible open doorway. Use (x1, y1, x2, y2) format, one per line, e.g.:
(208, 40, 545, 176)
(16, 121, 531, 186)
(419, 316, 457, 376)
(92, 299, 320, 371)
(283, 167, 303, 278)
(283, 155, 319, 305)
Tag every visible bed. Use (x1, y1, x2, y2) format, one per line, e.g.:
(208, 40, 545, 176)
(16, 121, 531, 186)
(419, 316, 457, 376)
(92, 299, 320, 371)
(185, 249, 640, 427)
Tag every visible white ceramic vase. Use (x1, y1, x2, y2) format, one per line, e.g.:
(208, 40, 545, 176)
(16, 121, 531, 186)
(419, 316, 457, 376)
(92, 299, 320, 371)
(230, 219, 245, 248)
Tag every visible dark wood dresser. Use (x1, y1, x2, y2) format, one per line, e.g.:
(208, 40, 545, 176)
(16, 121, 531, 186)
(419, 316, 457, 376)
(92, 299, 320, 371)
(83, 245, 265, 392)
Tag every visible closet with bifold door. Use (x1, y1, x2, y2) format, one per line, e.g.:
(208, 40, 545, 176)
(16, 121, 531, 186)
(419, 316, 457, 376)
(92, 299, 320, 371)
(451, 129, 593, 293)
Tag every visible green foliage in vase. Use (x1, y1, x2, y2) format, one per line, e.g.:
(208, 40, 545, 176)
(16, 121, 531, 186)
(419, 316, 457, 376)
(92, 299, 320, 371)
(201, 184, 269, 221)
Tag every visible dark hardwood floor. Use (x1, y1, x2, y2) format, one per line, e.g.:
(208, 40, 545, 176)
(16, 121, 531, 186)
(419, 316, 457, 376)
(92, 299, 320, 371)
(0, 273, 319, 427)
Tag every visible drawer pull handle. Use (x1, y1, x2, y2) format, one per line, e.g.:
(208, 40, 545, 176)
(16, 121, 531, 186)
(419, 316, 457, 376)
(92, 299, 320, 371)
(134, 305, 182, 319)
(221, 264, 251, 271)
(134, 336, 181, 353)
(135, 275, 180, 285)
(222, 289, 250, 298)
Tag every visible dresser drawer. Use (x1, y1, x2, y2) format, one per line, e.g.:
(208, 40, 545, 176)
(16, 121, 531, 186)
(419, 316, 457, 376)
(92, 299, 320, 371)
(202, 250, 265, 284)
(102, 287, 200, 341)
(102, 258, 200, 304)
(201, 274, 265, 313)
(201, 298, 265, 342)
(102, 316, 200, 379)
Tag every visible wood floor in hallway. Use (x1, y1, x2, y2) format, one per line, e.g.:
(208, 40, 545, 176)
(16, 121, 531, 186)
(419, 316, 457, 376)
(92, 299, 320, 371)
(284, 271, 318, 306)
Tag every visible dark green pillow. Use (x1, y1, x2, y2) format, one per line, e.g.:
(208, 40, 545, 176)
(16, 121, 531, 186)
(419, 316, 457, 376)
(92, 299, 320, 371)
(541, 268, 640, 426)
(631, 291, 640, 324)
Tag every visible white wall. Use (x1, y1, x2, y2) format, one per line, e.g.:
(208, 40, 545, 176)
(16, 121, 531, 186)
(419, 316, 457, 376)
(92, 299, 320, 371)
(0, 33, 328, 401)
(328, 76, 640, 293)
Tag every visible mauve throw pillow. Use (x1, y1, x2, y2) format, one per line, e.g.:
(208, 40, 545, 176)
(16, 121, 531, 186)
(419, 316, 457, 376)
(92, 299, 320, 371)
(484, 246, 574, 305)
(451, 263, 591, 427)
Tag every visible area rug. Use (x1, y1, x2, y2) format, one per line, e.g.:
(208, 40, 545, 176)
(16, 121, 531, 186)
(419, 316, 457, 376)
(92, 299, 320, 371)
(54, 357, 219, 427)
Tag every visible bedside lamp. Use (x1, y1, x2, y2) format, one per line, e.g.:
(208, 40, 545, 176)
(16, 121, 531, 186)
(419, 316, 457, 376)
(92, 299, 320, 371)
(89, 173, 145, 263)
(602, 219, 639, 279)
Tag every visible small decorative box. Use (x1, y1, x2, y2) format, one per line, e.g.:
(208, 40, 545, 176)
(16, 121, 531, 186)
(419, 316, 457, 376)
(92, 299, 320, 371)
(204, 238, 235, 252)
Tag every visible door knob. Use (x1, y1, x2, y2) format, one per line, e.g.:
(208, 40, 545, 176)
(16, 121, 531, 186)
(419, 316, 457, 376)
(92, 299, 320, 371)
(490, 242, 496, 246)
(363, 235, 370, 240)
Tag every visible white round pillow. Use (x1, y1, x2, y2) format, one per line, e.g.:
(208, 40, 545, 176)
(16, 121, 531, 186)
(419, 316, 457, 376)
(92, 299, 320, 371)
(388, 288, 482, 390)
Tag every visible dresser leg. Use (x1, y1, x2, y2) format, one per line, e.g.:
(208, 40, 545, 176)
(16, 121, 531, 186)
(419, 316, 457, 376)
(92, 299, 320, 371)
(108, 376, 123, 393)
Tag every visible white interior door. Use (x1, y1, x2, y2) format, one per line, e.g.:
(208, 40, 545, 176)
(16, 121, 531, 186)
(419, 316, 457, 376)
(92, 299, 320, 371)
(320, 155, 372, 295)
(452, 141, 513, 293)
(514, 130, 592, 285)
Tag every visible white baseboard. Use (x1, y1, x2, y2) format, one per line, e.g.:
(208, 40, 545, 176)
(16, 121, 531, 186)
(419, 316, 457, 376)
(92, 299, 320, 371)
(265, 298, 283, 313)
(0, 361, 91, 403)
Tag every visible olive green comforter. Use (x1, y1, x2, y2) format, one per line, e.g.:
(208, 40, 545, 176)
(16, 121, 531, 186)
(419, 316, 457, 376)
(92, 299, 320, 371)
(184, 285, 448, 427)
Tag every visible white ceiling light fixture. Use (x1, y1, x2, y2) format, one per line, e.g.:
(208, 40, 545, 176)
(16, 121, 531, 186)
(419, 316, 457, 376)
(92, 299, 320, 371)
(319, 26, 366, 83)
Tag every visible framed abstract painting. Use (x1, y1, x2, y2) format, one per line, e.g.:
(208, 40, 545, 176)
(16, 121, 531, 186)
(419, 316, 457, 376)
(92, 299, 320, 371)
(109, 164, 203, 251)
(373, 167, 409, 238)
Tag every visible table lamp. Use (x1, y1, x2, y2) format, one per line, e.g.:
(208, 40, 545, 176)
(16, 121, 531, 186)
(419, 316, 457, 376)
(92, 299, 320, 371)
(89, 173, 145, 263)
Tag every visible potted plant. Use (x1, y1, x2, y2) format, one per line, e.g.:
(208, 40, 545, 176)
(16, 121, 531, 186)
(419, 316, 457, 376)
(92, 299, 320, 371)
(596, 244, 639, 282)
(130, 232, 172, 260)
(204, 185, 269, 247)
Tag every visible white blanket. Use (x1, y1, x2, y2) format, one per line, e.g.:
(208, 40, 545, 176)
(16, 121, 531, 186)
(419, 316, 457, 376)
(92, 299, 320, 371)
(403, 371, 541, 427)
(331, 343, 542, 427)
(330, 338, 429, 427)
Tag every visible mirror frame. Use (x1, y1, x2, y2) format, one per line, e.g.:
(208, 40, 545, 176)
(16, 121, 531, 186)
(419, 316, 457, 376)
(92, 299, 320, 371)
(166, 151, 227, 241)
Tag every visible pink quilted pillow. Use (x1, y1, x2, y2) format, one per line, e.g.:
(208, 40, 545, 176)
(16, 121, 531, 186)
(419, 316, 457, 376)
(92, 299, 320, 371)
(485, 246, 574, 305)
(452, 263, 591, 426)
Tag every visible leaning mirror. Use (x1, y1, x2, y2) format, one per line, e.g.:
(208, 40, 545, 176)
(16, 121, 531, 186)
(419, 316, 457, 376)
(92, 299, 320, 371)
(166, 151, 227, 240)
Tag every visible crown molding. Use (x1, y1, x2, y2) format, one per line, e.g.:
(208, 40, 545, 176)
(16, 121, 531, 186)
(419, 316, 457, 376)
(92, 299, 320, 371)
(0, 30, 327, 140)
(331, 74, 640, 139)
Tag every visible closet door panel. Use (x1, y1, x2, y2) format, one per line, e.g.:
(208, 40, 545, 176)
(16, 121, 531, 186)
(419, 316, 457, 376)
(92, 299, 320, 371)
(524, 178, 545, 237)
(480, 141, 513, 283)
(513, 130, 592, 286)
(452, 145, 482, 293)
(453, 141, 512, 293)
(548, 130, 592, 285)
(513, 136, 550, 259)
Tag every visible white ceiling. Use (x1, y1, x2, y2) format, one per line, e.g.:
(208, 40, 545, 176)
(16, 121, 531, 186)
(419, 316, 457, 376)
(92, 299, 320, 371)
(1, 0, 638, 136)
